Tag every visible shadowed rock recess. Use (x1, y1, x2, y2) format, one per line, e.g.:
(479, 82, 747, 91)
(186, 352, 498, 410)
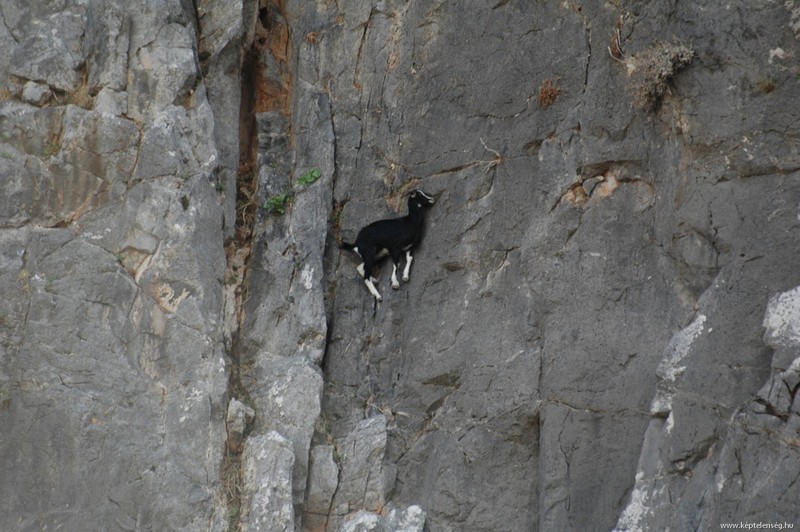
(1, 0, 799, 530)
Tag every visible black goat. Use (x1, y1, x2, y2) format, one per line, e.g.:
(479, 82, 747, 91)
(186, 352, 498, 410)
(341, 189, 435, 301)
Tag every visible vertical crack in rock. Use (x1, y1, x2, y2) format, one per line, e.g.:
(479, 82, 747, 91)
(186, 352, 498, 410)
(218, 4, 264, 529)
(219, 0, 310, 528)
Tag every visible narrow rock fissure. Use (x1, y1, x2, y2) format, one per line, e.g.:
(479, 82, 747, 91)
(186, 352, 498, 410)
(218, 26, 261, 532)
(218, 0, 299, 526)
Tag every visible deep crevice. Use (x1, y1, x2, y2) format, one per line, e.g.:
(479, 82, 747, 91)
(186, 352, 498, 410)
(218, 16, 261, 532)
(219, 1, 294, 528)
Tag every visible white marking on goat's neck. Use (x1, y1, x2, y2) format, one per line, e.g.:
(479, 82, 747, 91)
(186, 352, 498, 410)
(364, 278, 382, 300)
(391, 264, 400, 289)
(356, 263, 365, 277)
(402, 251, 413, 281)
(417, 190, 434, 202)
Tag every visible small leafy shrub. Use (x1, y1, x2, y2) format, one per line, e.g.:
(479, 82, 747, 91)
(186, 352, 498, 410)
(264, 193, 290, 214)
(297, 168, 322, 186)
(41, 139, 60, 158)
(228, 505, 239, 529)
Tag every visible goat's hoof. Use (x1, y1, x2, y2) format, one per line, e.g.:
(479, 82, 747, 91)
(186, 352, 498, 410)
(375, 295, 383, 302)
(402, 276, 409, 283)
(392, 282, 400, 290)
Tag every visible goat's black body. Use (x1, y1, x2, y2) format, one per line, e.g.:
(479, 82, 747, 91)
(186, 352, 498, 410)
(349, 214, 424, 264)
(341, 189, 435, 300)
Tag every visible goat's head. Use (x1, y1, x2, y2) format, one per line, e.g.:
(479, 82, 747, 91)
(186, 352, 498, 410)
(408, 189, 435, 209)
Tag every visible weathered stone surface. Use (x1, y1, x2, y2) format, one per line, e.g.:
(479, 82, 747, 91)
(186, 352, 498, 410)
(235, 46, 336, 528)
(241, 83, 335, 366)
(618, 284, 800, 531)
(383, 505, 426, 532)
(84, 1, 130, 93)
(338, 504, 425, 532)
(2, 0, 800, 530)
(241, 431, 295, 531)
(197, 0, 246, 62)
(0, 142, 34, 228)
(0, 224, 227, 530)
(0, 1, 229, 530)
(0, 102, 140, 226)
(128, 22, 200, 123)
(330, 416, 393, 518)
(711, 290, 800, 526)
(248, 355, 323, 508)
(93, 87, 128, 117)
(8, 4, 85, 91)
(288, 0, 800, 530)
(133, 103, 218, 183)
(21, 81, 50, 106)
(338, 511, 382, 532)
(196, 0, 251, 241)
(305, 444, 339, 530)
(227, 397, 255, 454)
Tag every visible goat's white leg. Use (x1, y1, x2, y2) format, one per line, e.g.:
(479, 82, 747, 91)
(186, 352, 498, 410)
(402, 251, 413, 282)
(391, 264, 400, 289)
(364, 277, 382, 301)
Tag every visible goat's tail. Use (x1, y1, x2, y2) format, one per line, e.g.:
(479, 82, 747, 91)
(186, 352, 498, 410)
(339, 241, 356, 251)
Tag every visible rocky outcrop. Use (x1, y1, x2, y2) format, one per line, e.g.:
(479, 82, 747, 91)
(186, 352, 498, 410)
(0, 1, 229, 530)
(296, 1, 800, 530)
(617, 286, 800, 531)
(1, 0, 799, 531)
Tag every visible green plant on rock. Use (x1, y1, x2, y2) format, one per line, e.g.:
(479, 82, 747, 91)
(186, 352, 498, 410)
(41, 140, 60, 158)
(228, 505, 239, 529)
(264, 193, 290, 214)
(296, 167, 322, 186)
(0, 383, 9, 411)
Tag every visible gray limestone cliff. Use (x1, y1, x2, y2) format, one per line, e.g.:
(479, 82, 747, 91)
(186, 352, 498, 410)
(1, 1, 799, 531)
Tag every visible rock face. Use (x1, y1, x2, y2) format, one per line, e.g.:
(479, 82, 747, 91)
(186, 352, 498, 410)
(617, 286, 800, 531)
(0, 0, 799, 531)
(241, 431, 296, 531)
(0, 0, 229, 529)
